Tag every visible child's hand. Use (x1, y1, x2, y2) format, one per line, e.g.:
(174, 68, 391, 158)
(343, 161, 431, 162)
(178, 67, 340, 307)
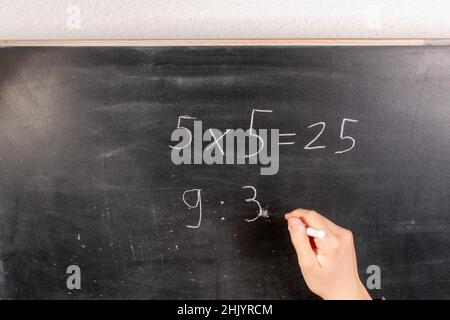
(285, 209, 372, 300)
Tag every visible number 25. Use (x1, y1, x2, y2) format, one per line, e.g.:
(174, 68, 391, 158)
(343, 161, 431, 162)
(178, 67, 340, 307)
(304, 118, 359, 154)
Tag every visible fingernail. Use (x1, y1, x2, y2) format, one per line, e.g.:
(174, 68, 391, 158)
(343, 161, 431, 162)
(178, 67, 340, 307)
(287, 218, 303, 229)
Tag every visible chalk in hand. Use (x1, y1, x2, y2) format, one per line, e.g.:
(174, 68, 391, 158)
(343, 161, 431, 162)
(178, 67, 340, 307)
(306, 227, 326, 239)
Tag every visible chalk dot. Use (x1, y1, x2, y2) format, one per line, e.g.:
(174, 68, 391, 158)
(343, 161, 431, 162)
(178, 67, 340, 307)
(220, 201, 225, 205)
(220, 217, 225, 221)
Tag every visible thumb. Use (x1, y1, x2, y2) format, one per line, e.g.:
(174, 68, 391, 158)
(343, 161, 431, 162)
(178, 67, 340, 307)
(287, 217, 319, 270)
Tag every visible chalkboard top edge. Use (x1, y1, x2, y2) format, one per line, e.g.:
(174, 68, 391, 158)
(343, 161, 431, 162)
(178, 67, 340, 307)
(1, 38, 450, 47)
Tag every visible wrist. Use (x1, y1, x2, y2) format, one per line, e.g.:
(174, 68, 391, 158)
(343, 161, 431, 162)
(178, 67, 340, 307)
(355, 283, 372, 300)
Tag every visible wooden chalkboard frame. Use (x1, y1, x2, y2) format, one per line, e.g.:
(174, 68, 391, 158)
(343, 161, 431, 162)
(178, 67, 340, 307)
(1, 38, 450, 46)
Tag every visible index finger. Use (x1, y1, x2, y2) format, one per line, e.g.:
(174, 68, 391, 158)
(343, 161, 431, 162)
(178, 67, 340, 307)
(285, 208, 342, 236)
(285, 208, 339, 251)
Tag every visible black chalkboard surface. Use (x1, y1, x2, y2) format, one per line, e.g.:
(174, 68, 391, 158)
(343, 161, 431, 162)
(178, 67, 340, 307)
(0, 46, 449, 299)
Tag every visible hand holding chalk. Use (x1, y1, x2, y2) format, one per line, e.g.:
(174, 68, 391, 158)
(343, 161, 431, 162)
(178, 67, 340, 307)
(306, 227, 325, 239)
(285, 209, 371, 300)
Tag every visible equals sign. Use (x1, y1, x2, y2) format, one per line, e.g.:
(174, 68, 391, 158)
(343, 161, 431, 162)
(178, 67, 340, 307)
(279, 132, 296, 145)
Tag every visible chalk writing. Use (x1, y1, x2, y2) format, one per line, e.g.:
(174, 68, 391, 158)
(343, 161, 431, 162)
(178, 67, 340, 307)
(169, 115, 196, 150)
(182, 189, 202, 228)
(278, 133, 296, 145)
(335, 118, 359, 154)
(304, 121, 326, 150)
(246, 109, 273, 158)
(242, 186, 269, 222)
(304, 118, 359, 153)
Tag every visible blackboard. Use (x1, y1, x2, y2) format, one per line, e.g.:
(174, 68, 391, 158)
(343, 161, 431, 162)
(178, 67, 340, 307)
(0, 45, 449, 299)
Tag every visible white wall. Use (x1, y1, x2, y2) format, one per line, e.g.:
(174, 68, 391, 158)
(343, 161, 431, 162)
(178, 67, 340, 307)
(1, 0, 450, 39)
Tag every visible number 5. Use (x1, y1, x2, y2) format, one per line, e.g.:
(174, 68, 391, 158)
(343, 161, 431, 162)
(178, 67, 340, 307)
(169, 115, 196, 150)
(335, 118, 359, 154)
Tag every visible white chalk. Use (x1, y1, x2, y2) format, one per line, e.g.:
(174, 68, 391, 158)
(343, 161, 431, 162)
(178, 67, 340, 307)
(306, 227, 326, 239)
